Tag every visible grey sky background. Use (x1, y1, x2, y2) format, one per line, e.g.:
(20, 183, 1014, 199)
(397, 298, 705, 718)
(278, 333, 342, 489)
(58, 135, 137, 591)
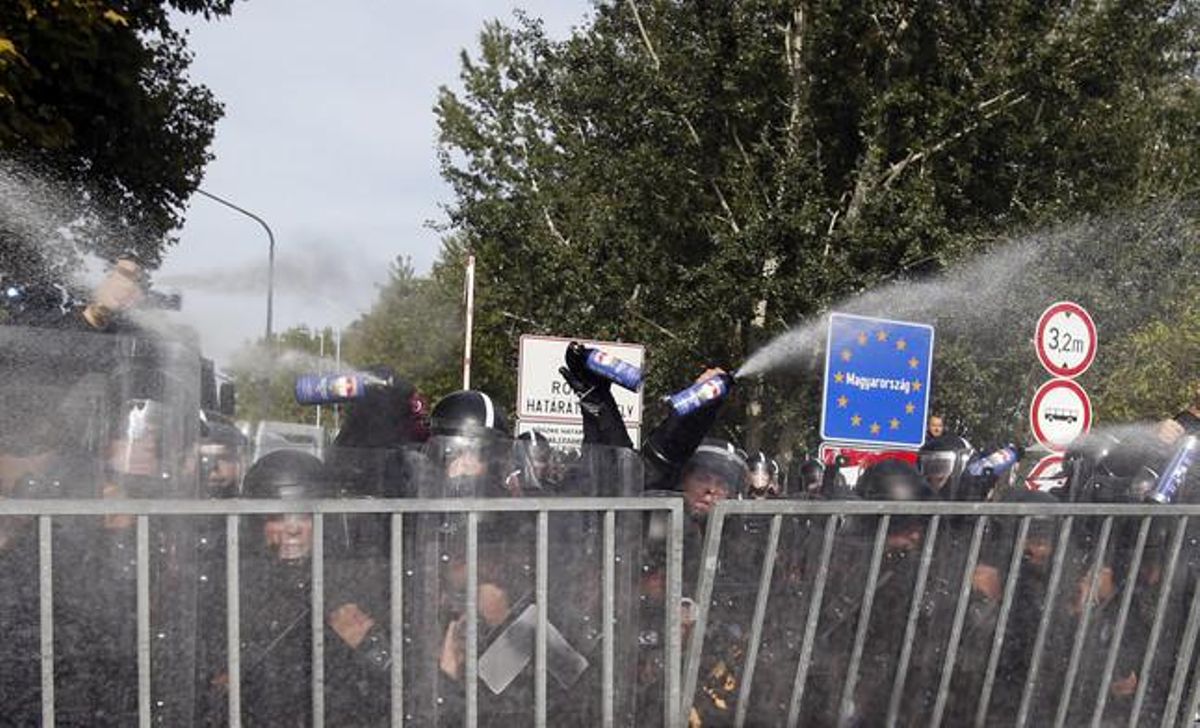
(157, 1, 591, 365)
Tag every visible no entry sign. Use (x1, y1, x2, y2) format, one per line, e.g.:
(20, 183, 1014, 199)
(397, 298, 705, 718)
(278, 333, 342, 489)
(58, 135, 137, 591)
(1029, 378, 1093, 451)
(1035, 302, 1097, 378)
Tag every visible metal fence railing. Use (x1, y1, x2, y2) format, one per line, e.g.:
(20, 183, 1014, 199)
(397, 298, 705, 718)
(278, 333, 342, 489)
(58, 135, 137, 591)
(0, 497, 684, 728)
(12, 496, 1200, 727)
(685, 500, 1200, 728)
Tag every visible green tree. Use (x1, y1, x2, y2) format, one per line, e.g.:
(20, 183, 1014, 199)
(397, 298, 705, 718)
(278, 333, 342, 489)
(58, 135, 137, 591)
(228, 325, 336, 427)
(434, 1, 1200, 454)
(0, 0, 235, 279)
(341, 255, 465, 403)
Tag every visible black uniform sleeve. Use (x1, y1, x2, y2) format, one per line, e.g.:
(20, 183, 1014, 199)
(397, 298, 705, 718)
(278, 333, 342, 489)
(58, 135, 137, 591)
(640, 402, 723, 492)
(579, 386, 634, 449)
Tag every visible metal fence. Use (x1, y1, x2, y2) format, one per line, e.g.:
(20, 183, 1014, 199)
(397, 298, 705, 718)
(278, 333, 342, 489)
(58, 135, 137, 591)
(686, 499, 1200, 728)
(11, 497, 1200, 727)
(0, 497, 684, 728)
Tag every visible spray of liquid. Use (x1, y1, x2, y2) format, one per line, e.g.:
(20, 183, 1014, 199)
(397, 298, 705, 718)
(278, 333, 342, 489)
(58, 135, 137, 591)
(736, 209, 1199, 380)
(229, 341, 352, 380)
(157, 240, 387, 303)
(0, 159, 117, 287)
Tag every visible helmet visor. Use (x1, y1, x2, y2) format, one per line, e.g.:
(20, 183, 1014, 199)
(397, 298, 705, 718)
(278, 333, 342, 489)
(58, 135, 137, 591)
(918, 451, 957, 491)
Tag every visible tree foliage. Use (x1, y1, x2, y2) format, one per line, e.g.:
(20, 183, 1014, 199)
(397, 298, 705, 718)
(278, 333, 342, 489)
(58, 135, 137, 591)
(430, 0, 1200, 454)
(0, 0, 235, 278)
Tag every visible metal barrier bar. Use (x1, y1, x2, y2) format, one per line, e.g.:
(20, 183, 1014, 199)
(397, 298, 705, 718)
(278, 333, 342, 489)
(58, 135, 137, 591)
(1015, 515, 1074, 728)
(38, 515, 54, 728)
(679, 508, 726, 725)
(311, 513, 325, 728)
(1055, 516, 1115, 728)
(226, 514, 241, 728)
(1161, 566, 1200, 728)
(602, 510, 615, 728)
(665, 505, 684, 728)
(137, 515, 151, 728)
(975, 516, 1031, 728)
(1090, 516, 1151, 728)
(1180, 632, 1200, 728)
(887, 515, 941, 726)
(465, 512, 479, 728)
(785, 516, 838, 728)
(704, 501, 1200, 517)
(733, 513, 783, 728)
(1130, 517, 1190, 726)
(0, 497, 691, 516)
(390, 513, 403, 727)
(535, 510, 549, 728)
(838, 516, 890, 723)
(931, 517, 988, 728)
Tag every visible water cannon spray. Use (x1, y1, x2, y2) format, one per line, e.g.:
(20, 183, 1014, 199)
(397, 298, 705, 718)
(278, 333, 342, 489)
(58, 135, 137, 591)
(295, 371, 394, 405)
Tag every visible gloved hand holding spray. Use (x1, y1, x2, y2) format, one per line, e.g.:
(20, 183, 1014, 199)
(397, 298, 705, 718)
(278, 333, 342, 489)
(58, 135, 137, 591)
(558, 341, 644, 394)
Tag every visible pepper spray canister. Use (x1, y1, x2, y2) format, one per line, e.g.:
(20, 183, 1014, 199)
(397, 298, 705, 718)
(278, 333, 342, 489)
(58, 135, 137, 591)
(967, 444, 1022, 478)
(584, 348, 644, 392)
(1149, 435, 1198, 504)
(295, 371, 391, 405)
(666, 373, 733, 416)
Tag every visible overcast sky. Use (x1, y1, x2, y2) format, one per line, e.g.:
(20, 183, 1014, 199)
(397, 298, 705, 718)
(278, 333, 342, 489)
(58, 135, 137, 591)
(157, 1, 591, 365)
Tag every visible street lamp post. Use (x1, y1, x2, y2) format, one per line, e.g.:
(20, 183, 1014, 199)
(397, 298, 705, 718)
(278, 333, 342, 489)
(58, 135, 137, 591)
(195, 188, 277, 423)
(194, 188, 276, 343)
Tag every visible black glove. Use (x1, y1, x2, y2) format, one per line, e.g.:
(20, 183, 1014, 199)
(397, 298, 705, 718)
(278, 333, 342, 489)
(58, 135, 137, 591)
(354, 623, 393, 674)
(559, 341, 608, 398)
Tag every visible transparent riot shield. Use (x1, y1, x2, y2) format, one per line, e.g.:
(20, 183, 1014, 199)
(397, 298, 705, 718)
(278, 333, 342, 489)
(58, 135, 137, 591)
(402, 438, 650, 727)
(0, 325, 201, 725)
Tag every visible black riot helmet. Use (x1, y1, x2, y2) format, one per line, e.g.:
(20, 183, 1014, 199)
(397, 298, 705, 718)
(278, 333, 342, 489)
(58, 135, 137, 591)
(917, 435, 975, 496)
(243, 451, 326, 563)
(745, 451, 781, 498)
(199, 413, 247, 498)
(682, 439, 749, 497)
(858, 459, 932, 503)
(791, 458, 828, 495)
(243, 450, 327, 500)
(506, 429, 556, 495)
(427, 391, 511, 497)
(1060, 432, 1122, 502)
(1073, 434, 1164, 503)
(430, 390, 509, 439)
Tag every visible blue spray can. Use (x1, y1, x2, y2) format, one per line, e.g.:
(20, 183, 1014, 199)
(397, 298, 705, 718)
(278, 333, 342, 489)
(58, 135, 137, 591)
(967, 444, 1022, 478)
(584, 348, 644, 392)
(295, 371, 392, 405)
(1149, 435, 1198, 504)
(666, 373, 733, 416)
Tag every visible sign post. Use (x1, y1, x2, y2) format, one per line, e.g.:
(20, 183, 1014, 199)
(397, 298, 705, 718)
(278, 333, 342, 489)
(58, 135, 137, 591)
(820, 313, 935, 449)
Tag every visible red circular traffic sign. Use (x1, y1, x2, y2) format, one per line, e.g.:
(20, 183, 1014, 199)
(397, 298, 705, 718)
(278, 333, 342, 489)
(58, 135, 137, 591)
(1035, 301, 1097, 378)
(1025, 454, 1066, 492)
(1029, 378, 1093, 452)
